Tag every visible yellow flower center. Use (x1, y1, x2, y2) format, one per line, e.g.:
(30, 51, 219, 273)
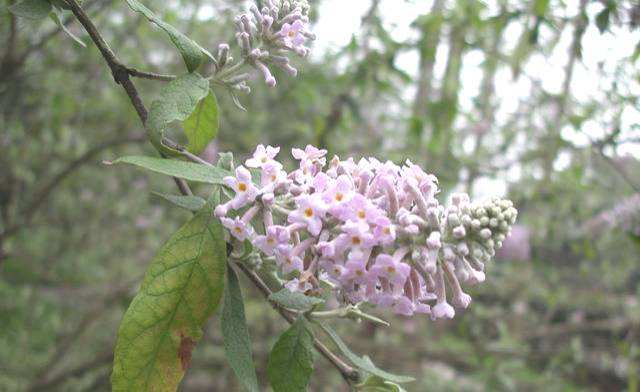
(238, 182, 247, 192)
(387, 266, 396, 274)
(351, 236, 361, 245)
(357, 210, 366, 219)
(335, 193, 344, 201)
(304, 208, 314, 217)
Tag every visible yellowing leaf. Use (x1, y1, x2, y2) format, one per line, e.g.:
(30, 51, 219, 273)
(111, 195, 227, 391)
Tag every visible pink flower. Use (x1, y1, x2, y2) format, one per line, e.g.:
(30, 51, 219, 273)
(323, 175, 354, 211)
(253, 225, 289, 255)
(279, 19, 308, 49)
(342, 259, 371, 285)
(288, 194, 327, 236)
(221, 216, 254, 241)
(260, 161, 287, 192)
(371, 254, 411, 288)
(246, 144, 281, 169)
(274, 245, 304, 274)
(339, 193, 385, 224)
(223, 166, 259, 209)
(292, 144, 327, 165)
(372, 216, 396, 245)
(337, 220, 377, 250)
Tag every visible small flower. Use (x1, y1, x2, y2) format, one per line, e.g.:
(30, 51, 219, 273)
(323, 175, 354, 211)
(337, 220, 377, 250)
(342, 259, 371, 285)
(279, 19, 308, 49)
(221, 216, 254, 241)
(288, 194, 327, 236)
(260, 161, 287, 192)
(253, 225, 289, 255)
(371, 254, 411, 289)
(246, 144, 281, 168)
(372, 216, 396, 245)
(292, 144, 328, 165)
(223, 166, 259, 209)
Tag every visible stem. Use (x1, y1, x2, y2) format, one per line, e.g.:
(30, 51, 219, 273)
(234, 262, 360, 384)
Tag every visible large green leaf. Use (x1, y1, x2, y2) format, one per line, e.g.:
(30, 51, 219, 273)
(319, 324, 414, 384)
(269, 288, 325, 311)
(221, 266, 259, 392)
(111, 196, 227, 391)
(267, 317, 315, 392)
(111, 156, 231, 185)
(124, 0, 212, 72)
(183, 91, 219, 154)
(8, 0, 52, 19)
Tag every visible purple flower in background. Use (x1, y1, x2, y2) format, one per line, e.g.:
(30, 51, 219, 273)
(496, 225, 531, 262)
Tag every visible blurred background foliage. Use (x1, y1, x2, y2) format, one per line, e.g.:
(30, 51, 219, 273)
(1, 0, 640, 390)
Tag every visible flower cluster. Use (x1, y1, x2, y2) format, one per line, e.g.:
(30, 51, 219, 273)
(212, 0, 315, 94)
(215, 145, 518, 319)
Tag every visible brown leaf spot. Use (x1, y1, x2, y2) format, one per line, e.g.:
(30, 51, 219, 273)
(178, 333, 197, 371)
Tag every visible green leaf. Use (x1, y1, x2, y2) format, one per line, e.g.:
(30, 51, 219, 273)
(111, 156, 231, 185)
(111, 194, 227, 391)
(267, 317, 315, 392)
(8, 0, 52, 19)
(152, 192, 206, 212)
(147, 73, 209, 154)
(49, 7, 86, 47)
(183, 91, 219, 154)
(319, 324, 414, 384)
(124, 0, 212, 72)
(269, 288, 325, 311)
(356, 376, 407, 392)
(221, 266, 259, 392)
